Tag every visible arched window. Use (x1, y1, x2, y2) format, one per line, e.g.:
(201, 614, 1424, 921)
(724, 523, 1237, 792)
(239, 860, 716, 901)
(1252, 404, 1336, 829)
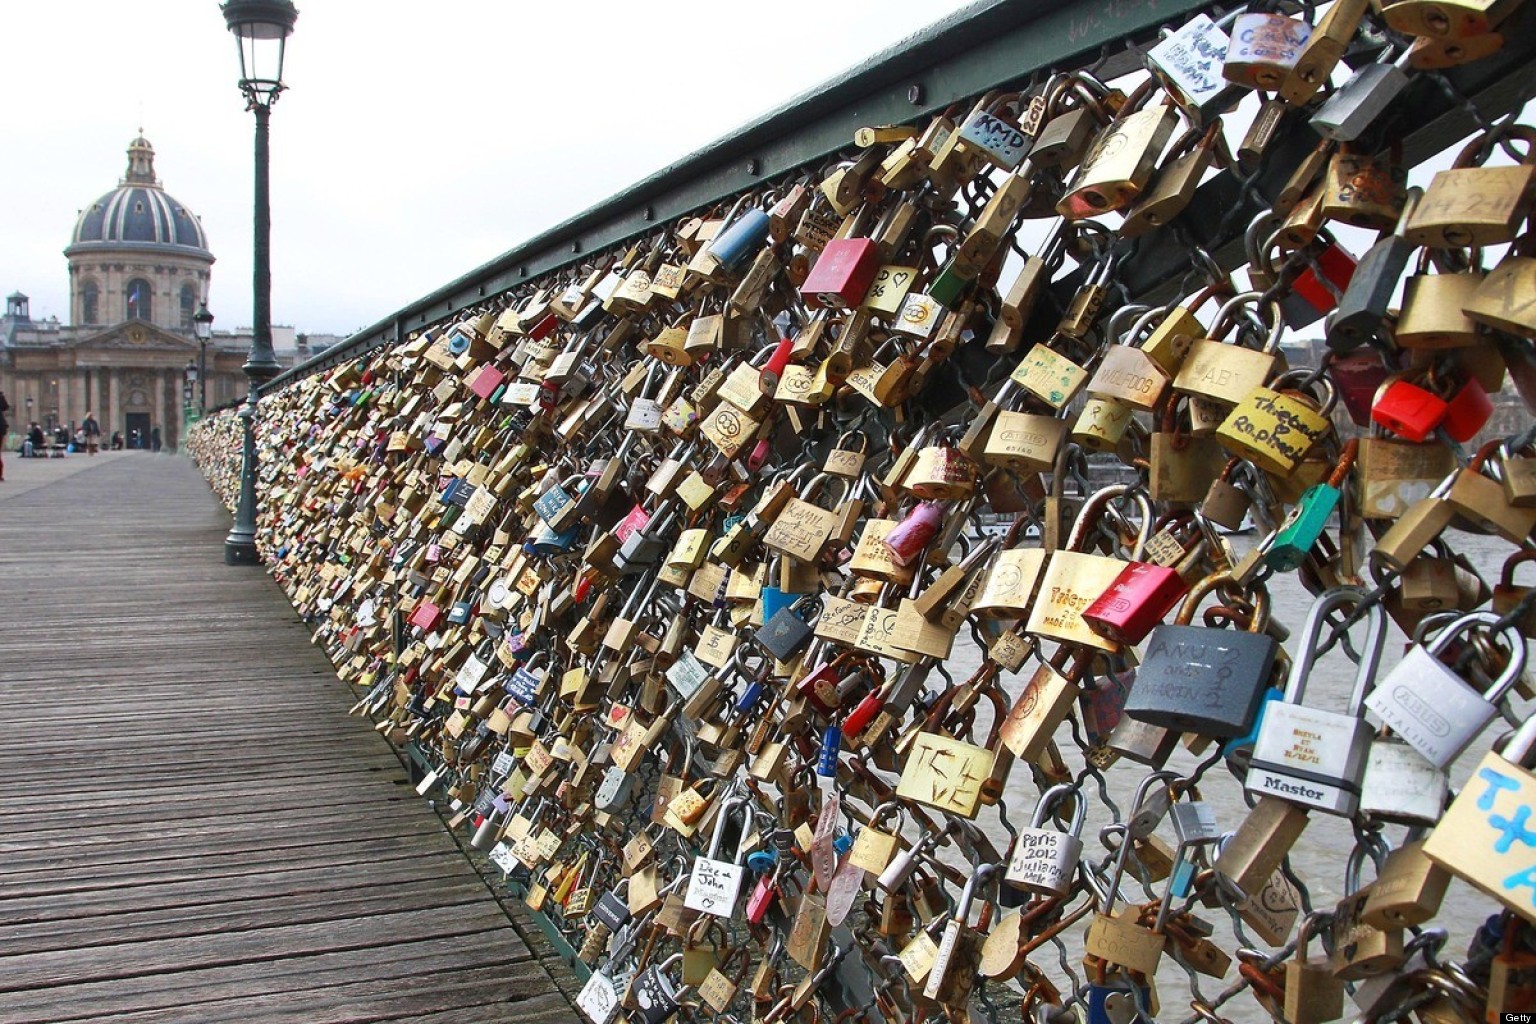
(126, 279, 152, 322)
(180, 283, 197, 331)
(80, 280, 100, 325)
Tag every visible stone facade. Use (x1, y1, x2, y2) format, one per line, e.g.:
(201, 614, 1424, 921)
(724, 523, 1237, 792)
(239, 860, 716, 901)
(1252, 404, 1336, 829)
(1, 136, 311, 449)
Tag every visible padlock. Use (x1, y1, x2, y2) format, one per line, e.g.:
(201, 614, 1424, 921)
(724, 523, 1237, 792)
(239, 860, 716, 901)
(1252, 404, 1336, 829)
(1285, 915, 1346, 1024)
(1371, 377, 1448, 443)
(1223, 13, 1314, 91)
(1425, 713, 1536, 925)
(1360, 841, 1451, 929)
(1215, 372, 1335, 477)
(1082, 548, 1194, 648)
(1200, 459, 1253, 530)
(1005, 784, 1086, 896)
(1384, 0, 1522, 39)
(1261, 438, 1357, 572)
(924, 863, 994, 1003)
(983, 410, 1068, 474)
(1213, 795, 1310, 897)
(970, 519, 1048, 620)
(1327, 188, 1422, 350)
(1171, 292, 1283, 407)
(1405, 125, 1536, 248)
(1143, 11, 1242, 124)
(800, 236, 880, 310)
(1466, 230, 1536, 339)
(1245, 588, 1385, 816)
(1363, 610, 1528, 769)
(1493, 550, 1536, 636)
(1280, 0, 1368, 106)
(1319, 144, 1406, 230)
(1027, 484, 1150, 652)
(1396, 250, 1485, 350)
(1123, 570, 1278, 738)
(1443, 442, 1536, 542)
(1120, 119, 1224, 237)
(1058, 94, 1177, 218)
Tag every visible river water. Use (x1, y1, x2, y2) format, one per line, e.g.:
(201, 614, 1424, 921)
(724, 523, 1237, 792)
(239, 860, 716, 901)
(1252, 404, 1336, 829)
(917, 530, 1523, 1021)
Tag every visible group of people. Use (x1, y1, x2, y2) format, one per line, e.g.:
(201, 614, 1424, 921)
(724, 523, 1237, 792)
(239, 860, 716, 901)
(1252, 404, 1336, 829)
(0, 390, 160, 481)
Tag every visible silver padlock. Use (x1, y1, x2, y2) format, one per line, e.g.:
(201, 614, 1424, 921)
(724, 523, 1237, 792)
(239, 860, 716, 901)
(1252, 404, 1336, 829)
(1246, 588, 1386, 815)
(595, 763, 637, 813)
(1006, 783, 1087, 896)
(1363, 610, 1528, 769)
(1309, 47, 1414, 143)
(1358, 733, 1449, 826)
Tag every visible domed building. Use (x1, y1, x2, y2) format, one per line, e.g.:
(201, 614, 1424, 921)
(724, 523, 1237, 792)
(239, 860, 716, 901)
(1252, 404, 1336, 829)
(66, 134, 215, 334)
(1, 135, 325, 450)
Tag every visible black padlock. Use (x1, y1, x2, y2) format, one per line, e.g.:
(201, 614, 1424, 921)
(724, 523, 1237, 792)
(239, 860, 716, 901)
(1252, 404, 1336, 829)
(756, 606, 812, 661)
(1327, 187, 1422, 351)
(1122, 572, 1279, 738)
(633, 956, 682, 1024)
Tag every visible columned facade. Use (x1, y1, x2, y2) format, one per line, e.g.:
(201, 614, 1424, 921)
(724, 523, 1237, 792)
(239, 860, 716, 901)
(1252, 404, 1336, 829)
(0, 135, 301, 449)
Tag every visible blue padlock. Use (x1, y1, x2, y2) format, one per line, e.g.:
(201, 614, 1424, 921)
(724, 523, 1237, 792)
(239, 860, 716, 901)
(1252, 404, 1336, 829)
(1223, 685, 1283, 775)
(817, 726, 841, 778)
(707, 209, 771, 270)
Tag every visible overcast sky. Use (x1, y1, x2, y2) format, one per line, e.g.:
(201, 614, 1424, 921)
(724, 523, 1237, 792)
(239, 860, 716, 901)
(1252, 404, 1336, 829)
(0, 1, 974, 337)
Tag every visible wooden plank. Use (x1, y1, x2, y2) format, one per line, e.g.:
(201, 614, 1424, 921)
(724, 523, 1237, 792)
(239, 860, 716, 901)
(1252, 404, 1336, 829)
(0, 932, 528, 1024)
(0, 873, 495, 954)
(0, 455, 576, 1022)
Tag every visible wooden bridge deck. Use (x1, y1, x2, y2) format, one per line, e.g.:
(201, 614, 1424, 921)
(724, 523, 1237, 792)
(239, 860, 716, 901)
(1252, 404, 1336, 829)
(0, 452, 578, 1024)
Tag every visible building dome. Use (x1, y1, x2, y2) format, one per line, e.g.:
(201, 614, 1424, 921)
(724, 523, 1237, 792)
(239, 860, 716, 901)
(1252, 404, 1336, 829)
(66, 136, 211, 257)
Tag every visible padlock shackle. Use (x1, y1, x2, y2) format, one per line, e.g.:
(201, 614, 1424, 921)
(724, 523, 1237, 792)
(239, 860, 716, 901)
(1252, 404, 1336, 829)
(1424, 610, 1528, 704)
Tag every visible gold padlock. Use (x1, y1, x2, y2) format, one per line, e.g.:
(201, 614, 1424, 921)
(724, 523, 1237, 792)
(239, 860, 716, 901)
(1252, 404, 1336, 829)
(1396, 251, 1486, 349)
(1405, 125, 1536, 248)
(1058, 92, 1177, 218)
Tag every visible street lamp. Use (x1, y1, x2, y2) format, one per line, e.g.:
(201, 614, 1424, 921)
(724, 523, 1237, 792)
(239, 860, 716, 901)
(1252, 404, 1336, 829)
(219, 0, 297, 565)
(193, 301, 213, 414)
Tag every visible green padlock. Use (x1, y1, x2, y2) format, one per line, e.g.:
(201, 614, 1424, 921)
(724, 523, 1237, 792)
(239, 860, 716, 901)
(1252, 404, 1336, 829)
(1263, 441, 1356, 572)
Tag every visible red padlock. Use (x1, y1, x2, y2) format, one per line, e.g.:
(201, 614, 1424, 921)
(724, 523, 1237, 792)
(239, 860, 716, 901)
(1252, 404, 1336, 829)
(1290, 243, 1357, 317)
(800, 237, 880, 310)
(1082, 561, 1189, 645)
(842, 686, 886, 739)
(1371, 379, 1448, 442)
(1440, 377, 1493, 443)
(881, 501, 945, 567)
(527, 311, 560, 341)
(746, 874, 778, 926)
(758, 335, 795, 395)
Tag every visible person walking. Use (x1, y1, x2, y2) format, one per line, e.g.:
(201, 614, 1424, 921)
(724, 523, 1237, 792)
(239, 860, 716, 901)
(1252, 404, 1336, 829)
(82, 411, 101, 455)
(0, 390, 9, 481)
(150, 425, 162, 453)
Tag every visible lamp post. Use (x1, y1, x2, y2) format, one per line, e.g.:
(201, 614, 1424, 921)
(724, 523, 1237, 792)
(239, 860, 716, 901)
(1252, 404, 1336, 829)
(193, 301, 213, 414)
(219, 0, 297, 565)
